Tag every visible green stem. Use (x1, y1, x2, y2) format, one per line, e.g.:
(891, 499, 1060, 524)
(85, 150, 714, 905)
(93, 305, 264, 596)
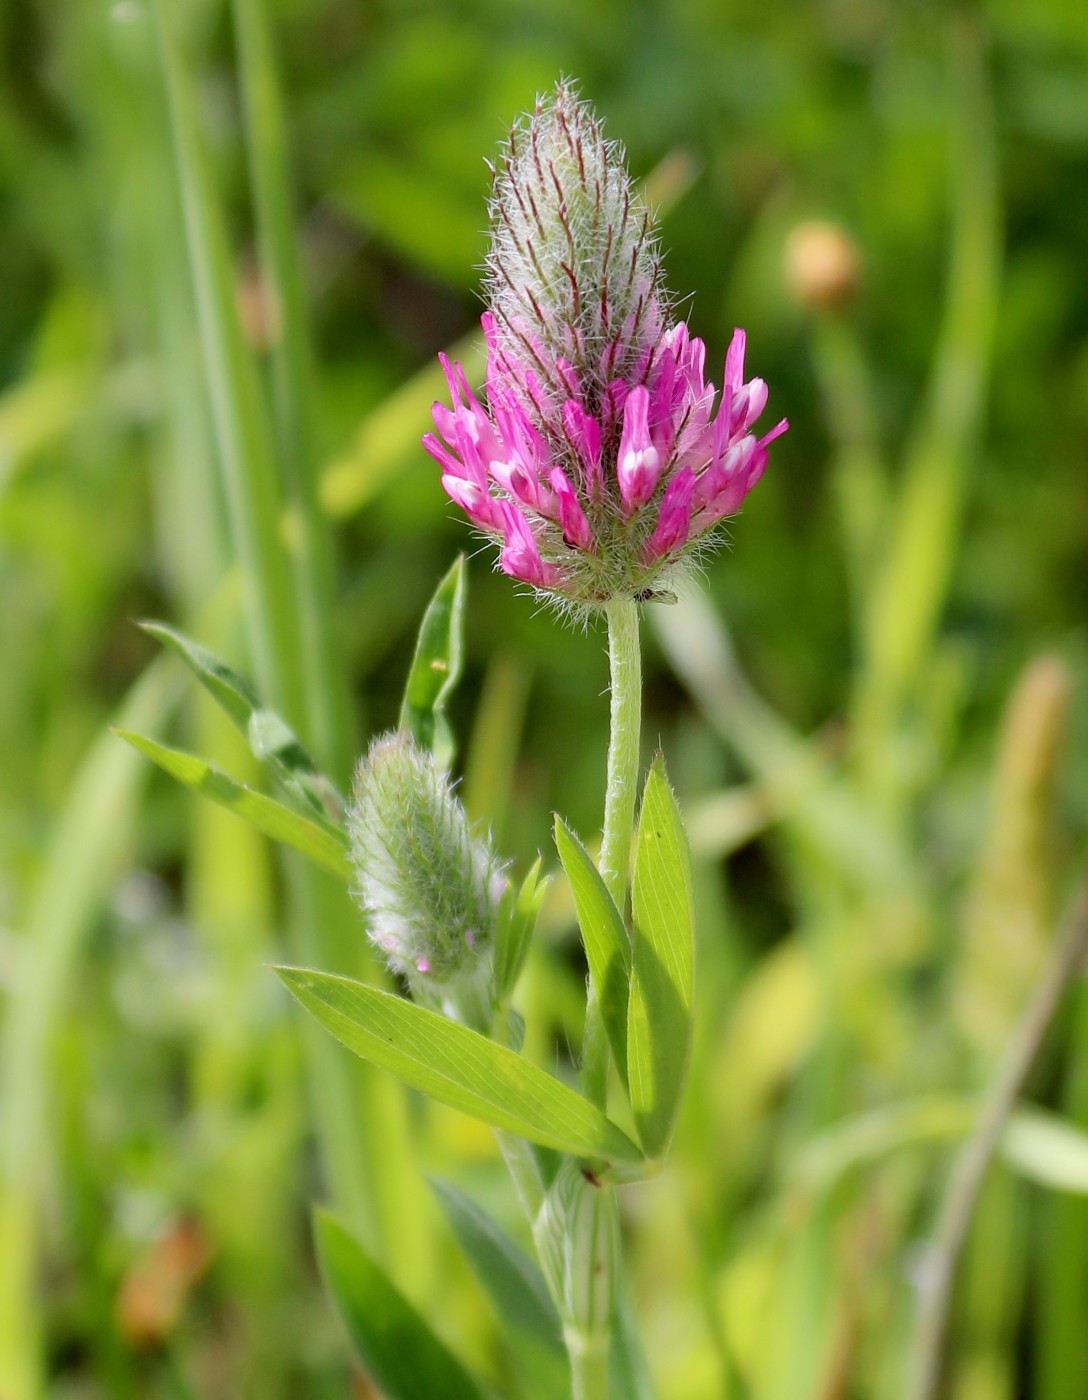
(599, 598, 643, 910)
(564, 598, 642, 1397)
(497, 1133, 545, 1221)
(494, 1012, 545, 1220)
(583, 597, 641, 1109)
(567, 1325, 611, 1400)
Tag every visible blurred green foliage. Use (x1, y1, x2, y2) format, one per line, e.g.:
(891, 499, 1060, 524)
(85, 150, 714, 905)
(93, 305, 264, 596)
(1, 0, 1087, 1396)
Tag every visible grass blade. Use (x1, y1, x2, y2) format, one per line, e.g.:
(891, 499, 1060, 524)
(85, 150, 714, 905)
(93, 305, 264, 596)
(232, 0, 353, 783)
(0, 660, 178, 1398)
(151, 0, 300, 721)
(140, 619, 344, 816)
(429, 1178, 564, 1353)
(315, 1210, 487, 1400)
(115, 730, 350, 881)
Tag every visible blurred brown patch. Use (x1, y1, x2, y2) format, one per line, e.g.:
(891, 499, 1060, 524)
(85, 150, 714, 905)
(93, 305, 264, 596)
(115, 1218, 212, 1349)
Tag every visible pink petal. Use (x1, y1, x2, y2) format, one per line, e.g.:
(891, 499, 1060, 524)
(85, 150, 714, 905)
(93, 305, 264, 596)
(549, 468, 593, 551)
(759, 417, 789, 449)
(645, 466, 696, 560)
(730, 377, 769, 436)
(616, 386, 663, 513)
(422, 430, 466, 480)
(723, 329, 746, 397)
(441, 474, 504, 530)
(562, 400, 603, 499)
(490, 456, 556, 516)
(498, 503, 560, 588)
(692, 439, 754, 513)
(601, 378, 629, 438)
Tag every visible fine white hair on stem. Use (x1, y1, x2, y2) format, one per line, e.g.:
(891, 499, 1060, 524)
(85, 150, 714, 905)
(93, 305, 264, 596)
(487, 79, 666, 404)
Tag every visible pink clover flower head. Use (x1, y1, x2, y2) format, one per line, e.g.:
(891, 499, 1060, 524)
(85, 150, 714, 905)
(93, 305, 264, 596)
(423, 81, 787, 608)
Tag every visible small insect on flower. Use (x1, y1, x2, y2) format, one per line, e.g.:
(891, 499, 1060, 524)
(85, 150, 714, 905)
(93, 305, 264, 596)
(423, 80, 787, 610)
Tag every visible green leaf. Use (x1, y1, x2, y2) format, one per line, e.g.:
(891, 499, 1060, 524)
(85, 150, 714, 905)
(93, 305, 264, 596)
(494, 857, 547, 1003)
(315, 1209, 487, 1400)
(554, 818, 631, 1091)
(140, 620, 260, 728)
(429, 1178, 564, 1354)
(400, 556, 466, 767)
(115, 730, 350, 881)
(1002, 1110, 1088, 1195)
(140, 620, 343, 818)
(626, 756, 695, 1158)
(277, 967, 642, 1166)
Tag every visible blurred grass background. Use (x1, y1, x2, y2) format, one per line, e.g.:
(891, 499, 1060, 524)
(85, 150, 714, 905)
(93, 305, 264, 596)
(1, 0, 1087, 1396)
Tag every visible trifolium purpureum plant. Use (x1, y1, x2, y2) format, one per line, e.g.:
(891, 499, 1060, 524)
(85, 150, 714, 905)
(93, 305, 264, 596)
(127, 80, 785, 1400)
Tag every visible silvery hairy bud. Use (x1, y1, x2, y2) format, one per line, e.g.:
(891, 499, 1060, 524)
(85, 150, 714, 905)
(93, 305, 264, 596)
(347, 730, 506, 1031)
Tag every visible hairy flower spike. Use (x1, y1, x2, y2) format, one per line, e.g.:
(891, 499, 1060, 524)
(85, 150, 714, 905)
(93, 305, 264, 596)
(348, 731, 505, 1029)
(423, 81, 788, 608)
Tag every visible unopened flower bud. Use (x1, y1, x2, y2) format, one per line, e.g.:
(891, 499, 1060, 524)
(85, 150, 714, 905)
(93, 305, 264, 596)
(348, 731, 505, 1029)
(784, 219, 861, 311)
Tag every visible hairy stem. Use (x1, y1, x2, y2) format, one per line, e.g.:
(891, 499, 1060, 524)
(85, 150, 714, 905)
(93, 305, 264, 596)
(600, 598, 643, 910)
(582, 599, 642, 1112)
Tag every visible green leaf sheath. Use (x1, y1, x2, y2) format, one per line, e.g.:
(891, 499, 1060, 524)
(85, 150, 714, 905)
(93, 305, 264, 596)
(114, 731, 350, 881)
(277, 968, 643, 1165)
(626, 757, 695, 1158)
(555, 818, 631, 1090)
(399, 555, 467, 767)
(315, 1210, 487, 1400)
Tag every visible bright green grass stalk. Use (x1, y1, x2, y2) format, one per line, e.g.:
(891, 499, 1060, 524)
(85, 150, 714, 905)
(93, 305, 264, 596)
(231, 0, 354, 785)
(151, 0, 301, 721)
(808, 314, 887, 644)
(1035, 985, 1088, 1399)
(853, 15, 1000, 797)
(904, 879, 1088, 1400)
(150, 0, 417, 1268)
(229, 0, 428, 1282)
(0, 660, 178, 1399)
